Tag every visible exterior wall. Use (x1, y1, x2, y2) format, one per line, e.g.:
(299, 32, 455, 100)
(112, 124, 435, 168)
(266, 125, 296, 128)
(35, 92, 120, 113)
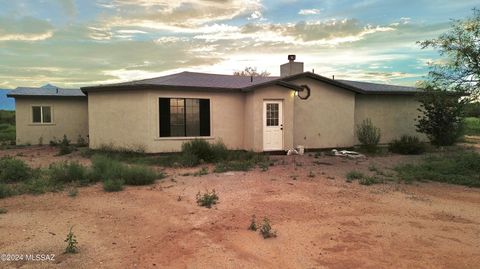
(88, 90, 149, 150)
(245, 85, 295, 152)
(292, 78, 356, 149)
(354, 95, 424, 144)
(88, 89, 245, 153)
(14, 97, 88, 145)
(146, 89, 245, 153)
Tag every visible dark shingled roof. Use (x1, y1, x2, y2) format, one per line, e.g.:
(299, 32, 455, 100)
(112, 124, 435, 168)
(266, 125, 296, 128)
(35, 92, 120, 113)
(82, 71, 419, 95)
(337, 80, 418, 94)
(7, 85, 85, 98)
(83, 71, 280, 90)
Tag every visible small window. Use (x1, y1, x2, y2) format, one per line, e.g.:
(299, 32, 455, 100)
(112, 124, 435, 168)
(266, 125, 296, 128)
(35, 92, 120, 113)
(32, 106, 52, 123)
(266, 103, 279, 126)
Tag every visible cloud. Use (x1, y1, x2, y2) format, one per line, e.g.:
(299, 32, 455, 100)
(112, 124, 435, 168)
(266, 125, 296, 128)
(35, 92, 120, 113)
(102, 0, 263, 30)
(0, 16, 54, 41)
(56, 0, 77, 16)
(298, 9, 321, 15)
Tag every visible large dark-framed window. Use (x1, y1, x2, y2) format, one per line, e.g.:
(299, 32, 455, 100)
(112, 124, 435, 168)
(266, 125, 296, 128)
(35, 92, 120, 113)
(159, 98, 210, 137)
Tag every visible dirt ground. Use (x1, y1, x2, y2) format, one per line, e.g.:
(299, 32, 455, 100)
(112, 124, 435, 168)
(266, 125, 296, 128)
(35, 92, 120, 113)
(1, 147, 480, 269)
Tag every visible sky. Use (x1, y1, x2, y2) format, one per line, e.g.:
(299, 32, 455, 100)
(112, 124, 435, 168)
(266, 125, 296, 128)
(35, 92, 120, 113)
(0, 0, 478, 89)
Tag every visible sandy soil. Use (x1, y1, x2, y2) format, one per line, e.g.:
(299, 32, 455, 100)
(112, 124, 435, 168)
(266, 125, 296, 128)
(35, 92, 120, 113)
(0, 147, 479, 269)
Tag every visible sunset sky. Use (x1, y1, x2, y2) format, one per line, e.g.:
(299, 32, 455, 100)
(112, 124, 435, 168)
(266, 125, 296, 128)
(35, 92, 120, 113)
(0, 0, 478, 89)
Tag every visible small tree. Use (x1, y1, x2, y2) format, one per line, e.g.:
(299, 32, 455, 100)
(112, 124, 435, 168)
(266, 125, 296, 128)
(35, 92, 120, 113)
(233, 67, 270, 77)
(356, 118, 381, 153)
(418, 9, 480, 101)
(415, 84, 466, 146)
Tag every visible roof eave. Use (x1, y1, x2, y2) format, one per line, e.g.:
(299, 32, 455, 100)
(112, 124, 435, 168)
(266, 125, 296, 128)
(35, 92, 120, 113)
(81, 84, 243, 94)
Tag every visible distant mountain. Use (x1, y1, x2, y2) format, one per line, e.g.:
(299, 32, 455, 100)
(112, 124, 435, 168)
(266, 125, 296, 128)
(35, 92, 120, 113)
(0, 89, 15, 110)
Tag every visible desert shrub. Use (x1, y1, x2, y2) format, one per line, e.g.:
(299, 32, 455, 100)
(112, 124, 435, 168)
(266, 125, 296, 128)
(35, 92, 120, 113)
(259, 217, 277, 239)
(182, 139, 213, 162)
(68, 187, 78, 197)
(0, 157, 31, 183)
(193, 167, 209, 177)
(181, 139, 230, 163)
(0, 208, 7, 214)
(102, 178, 124, 192)
(49, 162, 88, 183)
(210, 141, 229, 161)
(464, 117, 480, 136)
(122, 165, 159, 185)
(64, 227, 78, 254)
(58, 135, 73, 155)
(359, 176, 383, 186)
(389, 135, 426, 155)
(356, 118, 381, 153)
(248, 215, 258, 231)
(22, 177, 59, 195)
(178, 151, 200, 167)
(346, 171, 364, 181)
(196, 189, 219, 208)
(214, 160, 254, 173)
(395, 151, 480, 187)
(0, 183, 14, 198)
(90, 155, 124, 181)
(76, 135, 88, 147)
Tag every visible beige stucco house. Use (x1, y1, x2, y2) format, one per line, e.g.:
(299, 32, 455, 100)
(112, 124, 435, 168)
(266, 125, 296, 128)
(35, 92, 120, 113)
(8, 56, 422, 153)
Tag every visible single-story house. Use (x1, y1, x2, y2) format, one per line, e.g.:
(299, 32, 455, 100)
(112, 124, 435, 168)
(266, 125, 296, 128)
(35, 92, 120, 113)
(7, 55, 423, 153)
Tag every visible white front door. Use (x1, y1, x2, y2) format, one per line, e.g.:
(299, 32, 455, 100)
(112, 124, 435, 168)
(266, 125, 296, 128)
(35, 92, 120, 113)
(263, 100, 283, 151)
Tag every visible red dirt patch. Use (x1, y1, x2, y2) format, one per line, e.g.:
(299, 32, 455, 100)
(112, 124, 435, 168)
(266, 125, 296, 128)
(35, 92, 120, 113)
(0, 149, 479, 268)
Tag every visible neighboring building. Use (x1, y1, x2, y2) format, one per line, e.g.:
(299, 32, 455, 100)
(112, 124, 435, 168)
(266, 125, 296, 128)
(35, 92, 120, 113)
(7, 56, 422, 152)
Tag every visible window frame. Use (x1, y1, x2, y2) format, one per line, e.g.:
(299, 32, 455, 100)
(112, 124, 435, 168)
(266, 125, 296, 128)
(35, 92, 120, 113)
(157, 97, 212, 139)
(31, 105, 54, 124)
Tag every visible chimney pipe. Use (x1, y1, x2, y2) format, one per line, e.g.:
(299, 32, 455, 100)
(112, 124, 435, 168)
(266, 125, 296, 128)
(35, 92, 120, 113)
(250, 76, 253, 82)
(332, 75, 335, 80)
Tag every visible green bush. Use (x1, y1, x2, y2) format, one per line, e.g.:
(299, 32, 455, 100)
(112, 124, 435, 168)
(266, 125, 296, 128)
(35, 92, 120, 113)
(90, 155, 124, 181)
(22, 177, 59, 195)
(49, 162, 88, 183)
(0, 157, 31, 183)
(196, 189, 219, 208)
(76, 135, 88, 147)
(179, 151, 200, 167)
(91, 155, 161, 187)
(346, 171, 364, 181)
(214, 160, 254, 173)
(356, 119, 381, 153)
(464, 117, 480, 136)
(182, 139, 213, 162)
(103, 178, 124, 192)
(181, 140, 230, 163)
(259, 217, 277, 239)
(0, 183, 14, 198)
(389, 135, 426, 155)
(395, 151, 480, 187)
(359, 176, 383, 185)
(122, 165, 159, 185)
(58, 135, 73, 155)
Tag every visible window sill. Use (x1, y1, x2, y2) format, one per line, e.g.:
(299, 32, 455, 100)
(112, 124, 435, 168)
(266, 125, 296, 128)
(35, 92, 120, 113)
(28, 123, 56, 126)
(154, 136, 214, 141)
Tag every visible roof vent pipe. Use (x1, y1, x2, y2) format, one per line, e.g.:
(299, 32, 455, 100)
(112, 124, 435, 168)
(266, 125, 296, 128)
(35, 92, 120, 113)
(250, 76, 253, 82)
(332, 75, 335, 80)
